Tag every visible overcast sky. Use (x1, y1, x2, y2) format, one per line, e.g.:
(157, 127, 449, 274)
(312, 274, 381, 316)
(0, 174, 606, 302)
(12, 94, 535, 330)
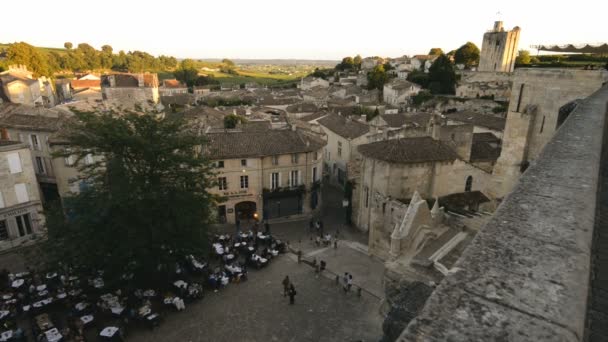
(3, 0, 606, 60)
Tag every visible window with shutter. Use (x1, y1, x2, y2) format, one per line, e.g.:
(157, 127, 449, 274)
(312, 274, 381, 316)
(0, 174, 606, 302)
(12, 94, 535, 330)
(14, 183, 29, 203)
(7, 153, 22, 174)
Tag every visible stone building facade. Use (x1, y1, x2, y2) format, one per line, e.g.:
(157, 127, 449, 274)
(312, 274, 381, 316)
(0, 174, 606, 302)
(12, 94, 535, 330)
(317, 114, 370, 186)
(205, 128, 326, 224)
(491, 68, 608, 197)
(352, 135, 493, 233)
(0, 110, 64, 203)
(100, 73, 160, 108)
(0, 141, 45, 251)
(456, 71, 512, 101)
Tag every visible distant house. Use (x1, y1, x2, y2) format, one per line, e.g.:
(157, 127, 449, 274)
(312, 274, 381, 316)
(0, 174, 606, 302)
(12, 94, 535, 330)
(317, 114, 370, 185)
(0, 75, 42, 106)
(100, 73, 160, 107)
(361, 57, 382, 71)
(412, 55, 438, 73)
(159, 79, 188, 96)
(397, 70, 409, 80)
(54, 79, 72, 103)
(0, 65, 48, 107)
(383, 79, 421, 106)
(300, 77, 329, 90)
(70, 73, 102, 90)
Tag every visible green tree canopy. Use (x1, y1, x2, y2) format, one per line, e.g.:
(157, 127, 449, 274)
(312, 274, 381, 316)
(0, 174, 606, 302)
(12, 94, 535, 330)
(46, 111, 216, 283)
(428, 54, 456, 95)
(367, 64, 388, 91)
(429, 48, 444, 56)
(5, 42, 53, 76)
(221, 58, 235, 67)
(64, 42, 73, 50)
(516, 50, 531, 64)
(336, 56, 355, 71)
(353, 55, 362, 69)
(223, 114, 246, 128)
(174, 59, 199, 87)
(454, 42, 480, 68)
(407, 70, 430, 88)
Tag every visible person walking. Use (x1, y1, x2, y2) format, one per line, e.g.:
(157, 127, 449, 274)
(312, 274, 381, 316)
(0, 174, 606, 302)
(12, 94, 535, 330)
(347, 274, 353, 292)
(288, 284, 297, 304)
(264, 221, 270, 234)
(342, 272, 349, 293)
(282, 276, 290, 297)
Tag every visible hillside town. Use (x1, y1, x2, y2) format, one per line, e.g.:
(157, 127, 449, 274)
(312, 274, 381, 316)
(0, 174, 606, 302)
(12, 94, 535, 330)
(0, 16, 607, 342)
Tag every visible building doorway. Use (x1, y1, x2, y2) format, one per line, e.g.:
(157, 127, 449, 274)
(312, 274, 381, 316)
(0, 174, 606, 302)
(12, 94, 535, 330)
(217, 205, 227, 223)
(235, 201, 257, 222)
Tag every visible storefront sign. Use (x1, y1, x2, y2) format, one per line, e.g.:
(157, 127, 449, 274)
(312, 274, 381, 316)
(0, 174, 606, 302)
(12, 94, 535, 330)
(222, 190, 251, 198)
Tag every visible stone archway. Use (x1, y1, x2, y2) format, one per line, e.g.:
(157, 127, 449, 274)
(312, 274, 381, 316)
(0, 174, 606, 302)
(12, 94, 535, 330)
(235, 201, 257, 222)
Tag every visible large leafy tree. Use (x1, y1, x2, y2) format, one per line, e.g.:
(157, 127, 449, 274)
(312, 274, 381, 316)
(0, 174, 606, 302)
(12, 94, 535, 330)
(454, 42, 480, 68)
(516, 50, 531, 65)
(174, 59, 199, 87)
(5, 42, 53, 76)
(428, 54, 456, 95)
(367, 64, 388, 91)
(428, 48, 444, 56)
(46, 111, 216, 284)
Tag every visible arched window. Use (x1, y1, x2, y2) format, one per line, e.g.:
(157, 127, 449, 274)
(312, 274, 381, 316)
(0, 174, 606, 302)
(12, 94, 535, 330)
(465, 176, 473, 192)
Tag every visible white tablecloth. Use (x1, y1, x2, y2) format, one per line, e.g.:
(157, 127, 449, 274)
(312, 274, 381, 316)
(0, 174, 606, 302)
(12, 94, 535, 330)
(99, 326, 119, 337)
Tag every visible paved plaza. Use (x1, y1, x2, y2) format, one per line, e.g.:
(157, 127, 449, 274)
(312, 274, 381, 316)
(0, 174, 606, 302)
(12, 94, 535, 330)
(0, 186, 387, 341)
(130, 254, 383, 342)
(131, 186, 385, 341)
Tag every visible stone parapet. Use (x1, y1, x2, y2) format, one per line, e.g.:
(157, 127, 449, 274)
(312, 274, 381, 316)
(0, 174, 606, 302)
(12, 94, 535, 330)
(399, 84, 608, 341)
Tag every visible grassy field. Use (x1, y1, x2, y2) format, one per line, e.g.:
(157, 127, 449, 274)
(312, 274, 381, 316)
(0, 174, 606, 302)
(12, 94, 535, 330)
(0, 43, 68, 55)
(1, 43, 317, 86)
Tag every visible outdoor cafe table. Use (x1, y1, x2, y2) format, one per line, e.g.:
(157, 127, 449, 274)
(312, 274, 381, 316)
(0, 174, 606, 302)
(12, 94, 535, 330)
(110, 306, 125, 316)
(99, 326, 120, 340)
(80, 314, 94, 326)
(33, 298, 53, 309)
(75, 302, 89, 312)
(11, 279, 24, 289)
(44, 327, 62, 342)
(173, 280, 187, 289)
(0, 330, 12, 342)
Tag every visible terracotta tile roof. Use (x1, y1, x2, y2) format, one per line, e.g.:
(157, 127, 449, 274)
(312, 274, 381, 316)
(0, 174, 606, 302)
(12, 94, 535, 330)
(358, 137, 458, 164)
(162, 79, 186, 88)
(470, 133, 501, 162)
(0, 113, 62, 132)
(71, 79, 101, 88)
(413, 55, 438, 61)
(205, 129, 326, 159)
(318, 114, 369, 139)
(446, 112, 505, 131)
(380, 113, 431, 128)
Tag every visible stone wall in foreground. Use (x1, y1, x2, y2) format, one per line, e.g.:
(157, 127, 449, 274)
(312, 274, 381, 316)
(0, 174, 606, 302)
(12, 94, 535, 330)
(398, 83, 608, 341)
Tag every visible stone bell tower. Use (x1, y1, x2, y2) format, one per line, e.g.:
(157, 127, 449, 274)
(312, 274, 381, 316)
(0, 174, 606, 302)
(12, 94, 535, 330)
(478, 21, 521, 73)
